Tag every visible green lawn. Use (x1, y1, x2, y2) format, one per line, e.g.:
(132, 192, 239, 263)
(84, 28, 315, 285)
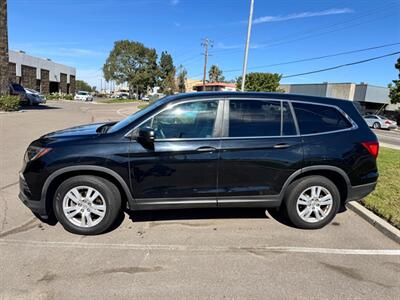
(362, 147, 400, 229)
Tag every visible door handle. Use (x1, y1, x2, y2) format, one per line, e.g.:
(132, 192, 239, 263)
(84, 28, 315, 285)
(273, 143, 291, 149)
(196, 146, 217, 152)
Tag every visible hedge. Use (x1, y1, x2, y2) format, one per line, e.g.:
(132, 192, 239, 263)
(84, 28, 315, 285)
(0, 95, 20, 111)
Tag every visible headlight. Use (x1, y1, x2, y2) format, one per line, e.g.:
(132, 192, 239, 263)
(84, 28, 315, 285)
(25, 146, 52, 161)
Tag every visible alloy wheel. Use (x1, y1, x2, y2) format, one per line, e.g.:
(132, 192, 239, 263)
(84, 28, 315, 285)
(296, 186, 333, 223)
(62, 186, 107, 228)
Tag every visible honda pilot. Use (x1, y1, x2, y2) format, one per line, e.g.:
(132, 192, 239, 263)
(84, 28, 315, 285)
(19, 92, 379, 235)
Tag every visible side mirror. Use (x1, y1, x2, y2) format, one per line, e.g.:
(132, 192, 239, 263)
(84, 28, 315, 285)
(136, 127, 155, 149)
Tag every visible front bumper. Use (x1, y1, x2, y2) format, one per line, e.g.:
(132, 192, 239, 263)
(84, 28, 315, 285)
(18, 172, 48, 217)
(346, 182, 377, 202)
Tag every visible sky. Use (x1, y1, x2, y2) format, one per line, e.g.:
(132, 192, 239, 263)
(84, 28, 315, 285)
(8, 0, 400, 89)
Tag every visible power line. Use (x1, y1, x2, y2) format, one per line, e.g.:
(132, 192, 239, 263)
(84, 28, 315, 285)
(223, 42, 400, 74)
(282, 51, 400, 78)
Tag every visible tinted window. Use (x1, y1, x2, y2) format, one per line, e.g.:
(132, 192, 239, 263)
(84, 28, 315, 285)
(293, 102, 352, 134)
(12, 84, 24, 92)
(229, 100, 289, 137)
(141, 100, 219, 139)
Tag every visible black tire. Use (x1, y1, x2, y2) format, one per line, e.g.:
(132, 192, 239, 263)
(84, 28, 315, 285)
(284, 176, 340, 229)
(373, 122, 381, 129)
(53, 175, 121, 235)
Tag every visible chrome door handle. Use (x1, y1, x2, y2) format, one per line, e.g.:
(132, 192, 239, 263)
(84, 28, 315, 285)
(196, 146, 217, 152)
(273, 143, 291, 149)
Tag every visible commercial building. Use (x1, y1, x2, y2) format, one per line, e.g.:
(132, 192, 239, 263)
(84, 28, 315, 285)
(192, 82, 236, 92)
(280, 82, 398, 112)
(9, 50, 76, 94)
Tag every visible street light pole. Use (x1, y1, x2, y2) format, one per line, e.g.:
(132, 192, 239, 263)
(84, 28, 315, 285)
(241, 0, 254, 92)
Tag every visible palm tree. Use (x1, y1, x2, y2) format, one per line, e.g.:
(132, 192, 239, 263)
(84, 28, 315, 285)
(208, 65, 225, 83)
(0, 0, 9, 96)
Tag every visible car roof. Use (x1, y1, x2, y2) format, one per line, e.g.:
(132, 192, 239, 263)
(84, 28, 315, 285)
(165, 92, 354, 107)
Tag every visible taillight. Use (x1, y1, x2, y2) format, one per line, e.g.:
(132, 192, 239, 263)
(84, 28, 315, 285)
(362, 142, 379, 158)
(384, 120, 391, 125)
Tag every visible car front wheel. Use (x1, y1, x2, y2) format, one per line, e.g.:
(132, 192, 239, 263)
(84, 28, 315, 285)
(284, 176, 340, 229)
(53, 175, 121, 235)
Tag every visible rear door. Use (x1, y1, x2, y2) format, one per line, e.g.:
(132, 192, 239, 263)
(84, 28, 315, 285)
(218, 98, 303, 204)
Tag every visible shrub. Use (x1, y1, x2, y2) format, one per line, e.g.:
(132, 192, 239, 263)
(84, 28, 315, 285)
(45, 92, 74, 100)
(0, 95, 20, 111)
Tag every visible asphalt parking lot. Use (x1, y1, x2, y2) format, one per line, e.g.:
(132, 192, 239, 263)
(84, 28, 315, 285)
(1, 101, 399, 300)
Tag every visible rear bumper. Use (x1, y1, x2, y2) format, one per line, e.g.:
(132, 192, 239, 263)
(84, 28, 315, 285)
(346, 182, 377, 202)
(18, 172, 48, 218)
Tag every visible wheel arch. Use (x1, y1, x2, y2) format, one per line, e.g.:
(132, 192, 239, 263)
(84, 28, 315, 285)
(280, 166, 350, 205)
(42, 166, 134, 216)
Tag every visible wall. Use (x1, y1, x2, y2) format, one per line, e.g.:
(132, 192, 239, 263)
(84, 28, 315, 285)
(20, 65, 37, 89)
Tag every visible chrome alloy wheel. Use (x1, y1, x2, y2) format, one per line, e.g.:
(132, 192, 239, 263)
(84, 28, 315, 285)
(296, 186, 333, 223)
(62, 186, 106, 228)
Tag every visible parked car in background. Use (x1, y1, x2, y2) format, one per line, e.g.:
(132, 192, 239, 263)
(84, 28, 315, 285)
(20, 92, 379, 235)
(24, 88, 46, 106)
(9, 83, 46, 105)
(9, 83, 26, 101)
(118, 93, 130, 99)
(363, 115, 397, 130)
(74, 91, 93, 102)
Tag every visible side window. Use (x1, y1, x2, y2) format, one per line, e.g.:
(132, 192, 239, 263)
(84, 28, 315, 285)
(292, 102, 352, 135)
(229, 100, 282, 137)
(140, 100, 219, 139)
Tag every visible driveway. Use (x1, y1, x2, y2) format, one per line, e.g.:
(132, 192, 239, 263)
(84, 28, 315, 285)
(373, 128, 400, 149)
(0, 101, 399, 299)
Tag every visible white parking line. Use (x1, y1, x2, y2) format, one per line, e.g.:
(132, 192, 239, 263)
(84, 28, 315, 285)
(1, 239, 399, 256)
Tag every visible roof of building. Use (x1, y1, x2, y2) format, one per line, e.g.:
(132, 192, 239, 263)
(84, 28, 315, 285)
(193, 82, 236, 88)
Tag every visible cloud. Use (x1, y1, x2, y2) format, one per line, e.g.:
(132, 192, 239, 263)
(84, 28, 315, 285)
(173, 21, 181, 27)
(253, 8, 354, 24)
(170, 0, 179, 6)
(12, 46, 105, 58)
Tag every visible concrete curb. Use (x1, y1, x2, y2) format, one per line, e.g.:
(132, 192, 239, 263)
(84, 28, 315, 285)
(347, 201, 400, 244)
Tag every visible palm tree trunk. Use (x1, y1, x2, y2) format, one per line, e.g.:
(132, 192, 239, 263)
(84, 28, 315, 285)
(0, 0, 9, 96)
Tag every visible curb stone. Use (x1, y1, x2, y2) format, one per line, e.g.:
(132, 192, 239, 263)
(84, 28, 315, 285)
(347, 201, 400, 244)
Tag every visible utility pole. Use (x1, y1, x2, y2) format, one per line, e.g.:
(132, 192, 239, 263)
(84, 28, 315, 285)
(201, 38, 213, 90)
(241, 0, 255, 92)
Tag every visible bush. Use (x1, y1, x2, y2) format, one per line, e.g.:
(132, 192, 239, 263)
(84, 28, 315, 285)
(0, 95, 20, 111)
(45, 93, 74, 100)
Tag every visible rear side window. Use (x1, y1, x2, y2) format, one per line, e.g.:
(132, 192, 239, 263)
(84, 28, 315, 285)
(229, 100, 297, 137)
(293, 102, 352, 134)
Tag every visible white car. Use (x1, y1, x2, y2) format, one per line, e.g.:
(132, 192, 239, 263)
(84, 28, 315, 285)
(363, 115, 397, 130)
(74, 91, 93, 102)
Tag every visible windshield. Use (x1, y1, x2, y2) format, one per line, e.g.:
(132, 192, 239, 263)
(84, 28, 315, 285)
(108, 96, 171, 133)
(25, 88, 38, 94)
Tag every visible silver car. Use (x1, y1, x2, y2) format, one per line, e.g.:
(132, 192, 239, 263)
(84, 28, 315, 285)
(363, 114, 397, 130)
(24, 88, 46, 106)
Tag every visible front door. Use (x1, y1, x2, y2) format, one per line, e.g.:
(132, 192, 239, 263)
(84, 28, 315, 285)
(218, 99, 303, 204)
(129, 99, 223, 207)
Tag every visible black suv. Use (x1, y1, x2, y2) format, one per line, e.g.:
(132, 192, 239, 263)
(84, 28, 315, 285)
(19, 92, 379, 235)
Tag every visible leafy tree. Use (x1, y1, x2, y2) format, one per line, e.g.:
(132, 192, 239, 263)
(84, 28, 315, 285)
(177, 65, 187, 93)
(0, 0, 9, 96)
(388, 57, 400, 104)
(103, 40, 158, 99)
(159, 51, 176, 95)
(236, 72, 283, 92)
(209, 65, 225, 82)
(76, 80, 93, 92)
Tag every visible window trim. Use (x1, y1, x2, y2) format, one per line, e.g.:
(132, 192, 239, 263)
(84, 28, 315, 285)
(222, 97, 357, 139)
(125, 98, 224, 141)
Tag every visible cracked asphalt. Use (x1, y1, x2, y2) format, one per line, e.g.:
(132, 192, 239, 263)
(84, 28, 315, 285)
(0, 101, 399, 300)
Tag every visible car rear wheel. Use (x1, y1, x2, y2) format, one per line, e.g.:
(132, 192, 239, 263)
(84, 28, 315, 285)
(373, 122, 381, 129)
(53, 175, 121, 235)
(284, 176, 340, 229)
